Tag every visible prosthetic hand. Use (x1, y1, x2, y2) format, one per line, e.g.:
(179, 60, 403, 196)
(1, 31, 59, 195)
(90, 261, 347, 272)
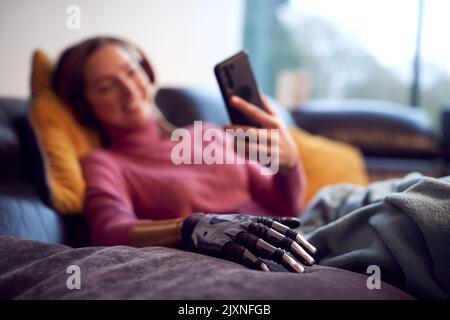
(181, 214, 317, 273)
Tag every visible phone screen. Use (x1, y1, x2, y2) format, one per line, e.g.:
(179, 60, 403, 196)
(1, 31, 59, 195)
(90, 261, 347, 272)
(214, 51, 264, 127)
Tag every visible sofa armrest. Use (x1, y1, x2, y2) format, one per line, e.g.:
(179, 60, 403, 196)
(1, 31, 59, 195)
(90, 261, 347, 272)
(291, 99, 441, 159)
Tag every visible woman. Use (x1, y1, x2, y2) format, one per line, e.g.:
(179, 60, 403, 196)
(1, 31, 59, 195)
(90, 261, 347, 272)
(52, 36, 316, 273)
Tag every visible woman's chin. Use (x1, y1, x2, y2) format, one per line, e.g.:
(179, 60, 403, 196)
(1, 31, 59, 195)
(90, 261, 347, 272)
(127, 113, 152, 128)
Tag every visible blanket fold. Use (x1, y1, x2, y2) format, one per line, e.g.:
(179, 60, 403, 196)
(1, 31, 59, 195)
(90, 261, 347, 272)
(300, 173, 450, 299)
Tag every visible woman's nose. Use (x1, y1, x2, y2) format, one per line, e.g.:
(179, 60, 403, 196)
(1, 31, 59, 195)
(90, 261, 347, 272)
(119, 78, 137, 100)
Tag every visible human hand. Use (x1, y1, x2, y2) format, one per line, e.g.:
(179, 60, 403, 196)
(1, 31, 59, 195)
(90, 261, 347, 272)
(181, 214, 317, 273)
(224, 94, 299, 173)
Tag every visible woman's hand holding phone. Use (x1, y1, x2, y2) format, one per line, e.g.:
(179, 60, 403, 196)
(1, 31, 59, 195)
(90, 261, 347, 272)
(223, 93, 299, 173)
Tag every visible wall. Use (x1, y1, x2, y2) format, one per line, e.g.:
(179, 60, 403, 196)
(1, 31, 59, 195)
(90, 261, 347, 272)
(0, 0, 245, 98)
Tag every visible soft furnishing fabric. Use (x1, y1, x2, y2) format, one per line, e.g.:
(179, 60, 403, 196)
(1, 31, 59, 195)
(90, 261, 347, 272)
(0, 236, 412, 300)
(300, 173, 450, 299)
(289, 127, 369, 206)
(29, 50, 100, 213)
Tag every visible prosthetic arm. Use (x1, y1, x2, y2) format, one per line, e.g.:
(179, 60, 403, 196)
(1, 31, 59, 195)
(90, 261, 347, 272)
(181, 214, 317, 273)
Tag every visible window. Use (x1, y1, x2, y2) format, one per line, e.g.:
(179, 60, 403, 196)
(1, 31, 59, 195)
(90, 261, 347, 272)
(244, 0, 450, 132)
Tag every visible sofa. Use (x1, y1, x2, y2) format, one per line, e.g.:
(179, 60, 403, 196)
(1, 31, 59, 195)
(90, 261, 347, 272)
(1, 88, 439, 299)
(291, 99, 450, 181)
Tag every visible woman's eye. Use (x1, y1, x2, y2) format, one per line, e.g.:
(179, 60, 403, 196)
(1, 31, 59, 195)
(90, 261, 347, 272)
(97, 85, 113, 94)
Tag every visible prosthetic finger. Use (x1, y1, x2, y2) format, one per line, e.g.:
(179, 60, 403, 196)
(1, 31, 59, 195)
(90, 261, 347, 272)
(255, 217, 317, 255)
(260, 216, 301, 229)
(221, 241, 269, 272)
(244, 222, 314, 266)
(235, 231, 305, 273)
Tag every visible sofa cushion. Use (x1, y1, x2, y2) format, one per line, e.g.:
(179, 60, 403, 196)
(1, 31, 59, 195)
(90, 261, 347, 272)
(29, 50, 100, 214)
(0, 185, 64, 244)
(0, 98, 71, 244)
(0, 174, 88, 246)
(292, 99, 441, 158)
(0, 236, 413, 300)
(290, 127, 369, 205)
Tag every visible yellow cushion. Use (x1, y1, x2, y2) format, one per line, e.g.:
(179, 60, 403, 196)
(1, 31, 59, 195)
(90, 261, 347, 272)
(290, 127, 369, 205)
(29, 50, 100, 214)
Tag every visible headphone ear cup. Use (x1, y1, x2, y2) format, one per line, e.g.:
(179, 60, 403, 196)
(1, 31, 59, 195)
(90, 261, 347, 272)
(126, 44, 155, 83)
(137, 51, 155, 83)
(142, 61, 155, 84)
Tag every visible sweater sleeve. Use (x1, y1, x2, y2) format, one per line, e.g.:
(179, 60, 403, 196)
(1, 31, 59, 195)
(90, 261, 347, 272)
(246, 159, 307, 217)
(81, 152, 138, 246)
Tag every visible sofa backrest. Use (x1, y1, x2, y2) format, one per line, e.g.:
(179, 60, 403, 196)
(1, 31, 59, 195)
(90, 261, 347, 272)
(0, 98, 31, 183)
(155, 87, 296, 127)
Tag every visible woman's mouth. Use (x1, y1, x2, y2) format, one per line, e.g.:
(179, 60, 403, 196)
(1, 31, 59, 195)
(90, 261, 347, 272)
(122, 103, 141, 114)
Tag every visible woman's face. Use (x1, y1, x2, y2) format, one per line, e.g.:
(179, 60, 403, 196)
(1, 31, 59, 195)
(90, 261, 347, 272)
(84, 44, 153, 129)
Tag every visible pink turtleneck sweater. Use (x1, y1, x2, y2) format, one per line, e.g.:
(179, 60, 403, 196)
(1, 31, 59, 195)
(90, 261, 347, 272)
(80, 118, 306, 246)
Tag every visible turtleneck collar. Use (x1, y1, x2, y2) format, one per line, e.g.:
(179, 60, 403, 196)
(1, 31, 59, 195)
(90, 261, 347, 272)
(104, 117, 162, 150)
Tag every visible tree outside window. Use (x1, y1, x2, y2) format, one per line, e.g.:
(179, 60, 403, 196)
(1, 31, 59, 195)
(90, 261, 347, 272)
(244, 0, 450, 134)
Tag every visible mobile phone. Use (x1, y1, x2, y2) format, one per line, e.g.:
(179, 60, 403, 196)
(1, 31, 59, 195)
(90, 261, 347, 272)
(214, 51, 264, 127)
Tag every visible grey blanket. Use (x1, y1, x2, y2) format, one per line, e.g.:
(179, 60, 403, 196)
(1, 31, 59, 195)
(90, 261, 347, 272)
(300, 173, 450, 299)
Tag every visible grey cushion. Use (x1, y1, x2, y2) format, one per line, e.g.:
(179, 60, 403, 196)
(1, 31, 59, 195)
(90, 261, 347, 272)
(0, 236, 413, 300)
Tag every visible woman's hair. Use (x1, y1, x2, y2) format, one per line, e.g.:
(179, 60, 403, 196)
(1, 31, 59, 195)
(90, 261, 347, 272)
(52, 36, 156, 130)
